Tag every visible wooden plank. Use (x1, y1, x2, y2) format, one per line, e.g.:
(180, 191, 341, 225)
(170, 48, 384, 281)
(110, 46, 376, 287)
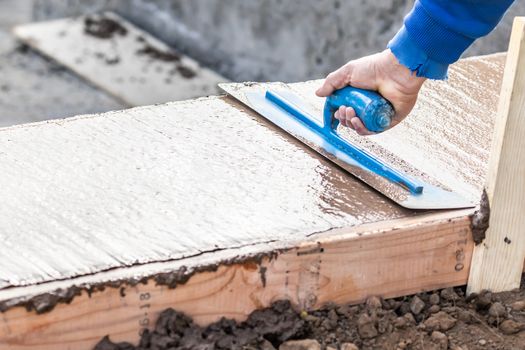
(468, 17, 525, 293)
(0, 210, 473, 350)
(13, 12, 228, 106)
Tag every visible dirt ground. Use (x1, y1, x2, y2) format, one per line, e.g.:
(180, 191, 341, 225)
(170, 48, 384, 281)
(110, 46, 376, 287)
(95, 277, 525, 350)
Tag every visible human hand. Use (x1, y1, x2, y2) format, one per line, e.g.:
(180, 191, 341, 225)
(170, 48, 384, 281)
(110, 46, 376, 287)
(316, 49, 426, 135)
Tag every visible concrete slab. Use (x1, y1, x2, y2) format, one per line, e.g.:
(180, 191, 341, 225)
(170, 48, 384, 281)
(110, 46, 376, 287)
(14, 12, 228, 106)
(0, 53, 504, 292)
(0, 53, 504, 349)
(0, 95, 412, 291)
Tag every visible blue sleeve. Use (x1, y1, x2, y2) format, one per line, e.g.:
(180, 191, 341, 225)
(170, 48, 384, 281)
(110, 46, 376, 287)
(387, 0, 514, 79)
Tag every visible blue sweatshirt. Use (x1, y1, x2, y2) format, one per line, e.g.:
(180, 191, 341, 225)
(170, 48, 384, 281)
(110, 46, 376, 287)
(388, 0, 514, 79)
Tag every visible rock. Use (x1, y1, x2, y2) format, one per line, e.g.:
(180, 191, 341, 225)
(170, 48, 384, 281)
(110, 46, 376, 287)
(279, 339, 321, 350)
(431, 331, 448, 350)
(457, 310, 472, 323)
(475, 291, 493, 310)
(478, 339, 487, 346)
(428, 305, 441, 314)
(398, 302, 411, 315)
(394, 313, 416, 329)
(510, 300, 525, 311)
(450, 346, 465, 350)
(328, 309, 338, 323)
(394, 316, 408, 329)
(336, 304, 352, 316)
(341, 343, 359, 350)
(499, 319, 525, 335)
(260, 339, 277, 350)
(410, 296, 426, 315)
(357, 313, 378, 339)
(404, 312, 416, 325)
(397, 341, 408, 349)
(424, 312, 457, 332)
(488, 302, 506, 318)
(440, 288, 459, 302)
(304, 314, 320, 324)
(429, 294, 440, 305)
(366, 296, 383, 309)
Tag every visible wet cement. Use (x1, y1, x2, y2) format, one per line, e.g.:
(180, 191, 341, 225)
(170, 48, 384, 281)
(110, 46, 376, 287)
(471, 189, 491, 244)
(136, 43, 181, 62)
(0, 95, 410, 294)
(84, 15, 128, 39)
(226, 53, 505, 207)
(135, 42, 196, 79)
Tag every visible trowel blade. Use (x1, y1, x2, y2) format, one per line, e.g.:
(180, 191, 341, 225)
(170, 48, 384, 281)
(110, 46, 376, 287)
(222, 85, 474, 210)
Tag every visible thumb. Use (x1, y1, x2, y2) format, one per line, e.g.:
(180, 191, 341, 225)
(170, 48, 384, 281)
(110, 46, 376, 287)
(315, 66, 352, 97)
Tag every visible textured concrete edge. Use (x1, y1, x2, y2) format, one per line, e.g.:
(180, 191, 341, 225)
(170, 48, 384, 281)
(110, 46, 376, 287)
(0, 209, 475, 315)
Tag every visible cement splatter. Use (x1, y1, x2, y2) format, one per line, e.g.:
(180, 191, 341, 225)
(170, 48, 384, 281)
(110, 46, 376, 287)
(471, 189, 490, 245)
(84, 16, 128, 39)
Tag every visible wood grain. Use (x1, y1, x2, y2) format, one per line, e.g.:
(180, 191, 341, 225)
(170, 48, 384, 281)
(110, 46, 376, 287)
(0, 210, 473, 350)
(468, 17, 525, 293)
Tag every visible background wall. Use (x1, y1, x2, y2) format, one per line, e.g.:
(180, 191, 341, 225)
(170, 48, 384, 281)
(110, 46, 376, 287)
(31, 0, 525, 82)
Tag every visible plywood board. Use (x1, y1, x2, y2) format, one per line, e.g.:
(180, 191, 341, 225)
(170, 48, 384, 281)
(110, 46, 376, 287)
(13, 12, 228, 106)
(469, 18, 525, 293)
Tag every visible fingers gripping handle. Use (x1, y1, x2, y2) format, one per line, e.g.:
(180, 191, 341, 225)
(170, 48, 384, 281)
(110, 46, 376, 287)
(323, 86, 394, 133)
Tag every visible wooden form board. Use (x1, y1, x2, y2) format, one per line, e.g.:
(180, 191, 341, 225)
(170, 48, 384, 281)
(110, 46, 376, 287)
(0, 210, 473, 349)
(13, 12, 228, 106)
(0, 53, 518, 349)
(468, 17, 525, 293)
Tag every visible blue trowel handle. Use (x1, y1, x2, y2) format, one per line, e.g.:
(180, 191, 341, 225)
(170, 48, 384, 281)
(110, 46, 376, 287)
(324, 87, 394, 133)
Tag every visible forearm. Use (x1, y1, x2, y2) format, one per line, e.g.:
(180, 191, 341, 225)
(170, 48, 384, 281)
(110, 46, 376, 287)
(388, 0, 514, 79)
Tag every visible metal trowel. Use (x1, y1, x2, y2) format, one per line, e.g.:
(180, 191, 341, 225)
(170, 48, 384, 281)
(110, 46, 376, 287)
(220, 83, 474, 210)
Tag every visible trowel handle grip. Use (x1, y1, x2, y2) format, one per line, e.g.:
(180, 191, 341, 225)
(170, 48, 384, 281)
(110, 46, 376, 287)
(323, 87, 394, 133)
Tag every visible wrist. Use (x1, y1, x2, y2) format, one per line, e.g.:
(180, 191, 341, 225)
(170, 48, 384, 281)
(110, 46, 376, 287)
(387, 25, 449, 80)
(380, 49, 426, 94)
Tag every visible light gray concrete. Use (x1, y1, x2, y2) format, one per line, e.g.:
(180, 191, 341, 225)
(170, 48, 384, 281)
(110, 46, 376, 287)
(31, 0, 525, 82)
(0, 0, 124, 127)
(0, 49, 124, 127)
